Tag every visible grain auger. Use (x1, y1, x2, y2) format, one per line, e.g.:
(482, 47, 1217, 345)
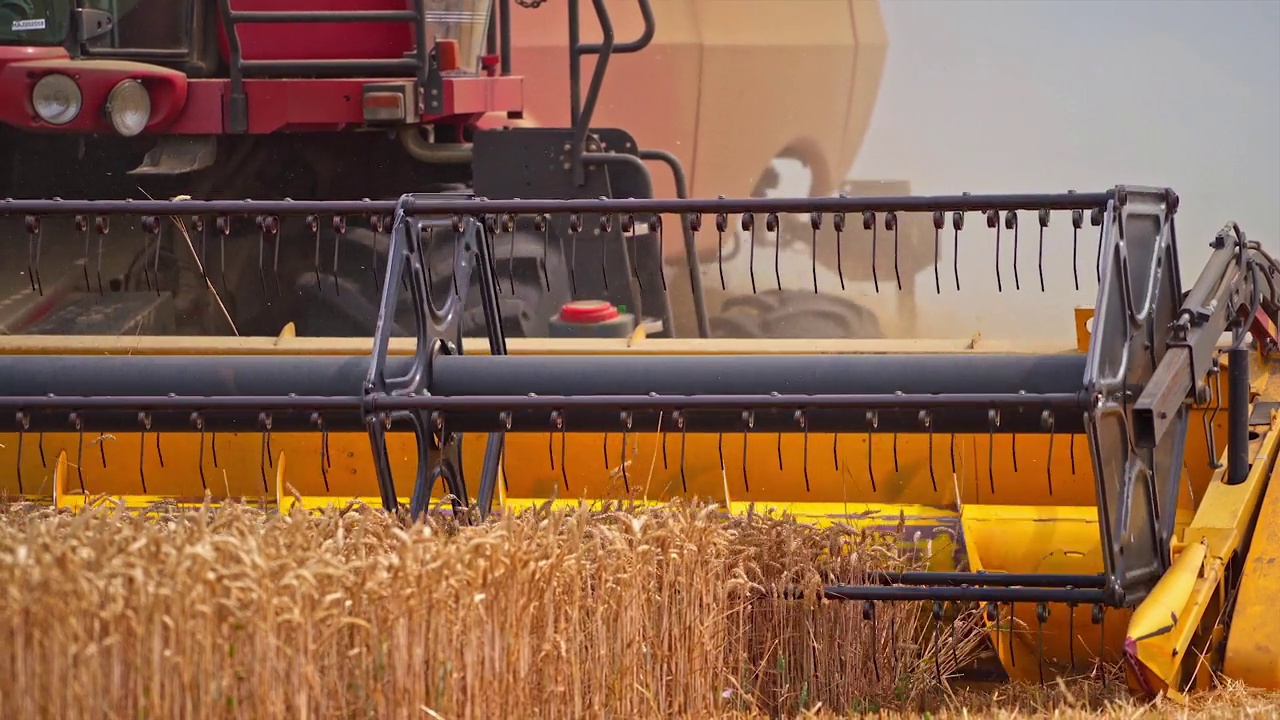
(3, 185, 1280, 699)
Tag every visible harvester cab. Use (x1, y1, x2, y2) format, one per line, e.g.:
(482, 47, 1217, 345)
(0, 0, 721, 342)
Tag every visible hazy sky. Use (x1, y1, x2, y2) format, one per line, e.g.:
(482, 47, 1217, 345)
(846, 0, 1280, 341)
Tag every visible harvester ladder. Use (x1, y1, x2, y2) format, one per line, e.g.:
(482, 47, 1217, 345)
(217, 0, 433, 133)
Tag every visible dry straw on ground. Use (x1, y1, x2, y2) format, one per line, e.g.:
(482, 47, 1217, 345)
(1, 499, 987, 719)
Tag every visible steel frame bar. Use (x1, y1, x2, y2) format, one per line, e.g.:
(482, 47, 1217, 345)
(817, 585, 1108, 604)
(0, 190, 1113, 217)
(869, 572, 1108, 589)
(0, 353, 1088, 434)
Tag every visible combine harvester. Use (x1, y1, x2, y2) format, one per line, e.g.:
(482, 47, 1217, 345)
(3, 0, 1280, 706)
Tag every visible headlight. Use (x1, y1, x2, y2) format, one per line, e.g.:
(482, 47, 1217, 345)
(105, 79, 151, 137)
(31, 74, 82, 126)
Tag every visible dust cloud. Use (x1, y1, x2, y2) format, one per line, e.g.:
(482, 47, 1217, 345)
(847, 0, 1280, 344)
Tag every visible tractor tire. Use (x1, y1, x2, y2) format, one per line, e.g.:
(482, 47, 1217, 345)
(709, 289, 885, 340)
(291, 226, 572, 340)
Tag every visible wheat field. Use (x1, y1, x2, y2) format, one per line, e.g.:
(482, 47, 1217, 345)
(1, 500, 1277, 719)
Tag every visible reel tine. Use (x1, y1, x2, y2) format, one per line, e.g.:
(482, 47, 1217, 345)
(152, 217, 165, 297)
(887, 210, 901, 291)
(677, 412, 688, 494)
(369, 213, 383, 290)
(1043, 410, 1056, 496)
(724, 426, 735, 491)
(139, 215, 158, 292)
(194, 215, 208, 282)
(985, 601, 1000, 660)
(1036, 602, 1050, 684)
(480, 214, 501, 297)
(602, 431, 610, 470)
(652, 214, 666, 291)
(892, 432, 899, 473)
(1012, 433, 1019, 472)
(1007, 602, 1017, 668)
(1006, 210, 1020, 291)
(503, 212, 517, 295)
(987, 209, 1003, 292)
(619, 411, 632, 494)
(1092, 207, 1104, 283)
(768, 213, 781, 292)
(832, 432, 840, 473)
(552, 410, 568, 491)
(950, 601, 960, 668)
(624, 214, 642, 291)
(1069, 427, 1078, 475)
(932, 211, 943, 294)
(547, 416, 556, 471)
(15, 412, 27, 495)
(76, 215, 90, 291)
(745, 211, 761, 293)
(1068, 601, 1078, 670)
(216, 215, 231, 291)
(865, 411, 878, 492)
(137, 412, 150, 495)
(776, 431, 783, 472)
(950, 431, 957, 476)
(921, 410, 936, 493)
(535, 213, 551, 292)
(211, 429, 220, 470)
(661, 427, 669, 471)
(255, 215, 269, 296)
(155, 423, 167, 475)
(499, 412, 512, 496)
(1092, 603, 1106, 684)
(864, 211, 879, 293)
(95, 216, 109, 294)
(890, 605, 899, 680)
(807, 211, 820, 293)
(732, 414, 744, 491)
(987, 409, 1000, 494)
(568, 213, 581, 295)
(597, 207, 610, 292)
(795, 410, 810, 493)
(952, 207, 965, 291)
(863, 600, 881, 684)
(312, 413, 331, 493)
(192, 413, 208, 492)
(270, 214, 282, 295)
(833, 206, 846, 291)
(814, 211, 824, 293)
(1072, 203, 1084, 291)
(309, 215, 322, 291)
(71, 412, 86, 493)
(258, 412, 273, 494)
(25, 214, 44, 295)
(715, 204, 727, 291)
(332, 215, 345, 297)
(932, 600, 945, 685)
(1038, 208, 1051, 292)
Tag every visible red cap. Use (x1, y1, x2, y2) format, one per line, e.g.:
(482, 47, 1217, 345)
(559, 300, 619, 324)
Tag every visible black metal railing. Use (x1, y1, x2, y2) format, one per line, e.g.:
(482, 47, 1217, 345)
(218, 0, 431, 133)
